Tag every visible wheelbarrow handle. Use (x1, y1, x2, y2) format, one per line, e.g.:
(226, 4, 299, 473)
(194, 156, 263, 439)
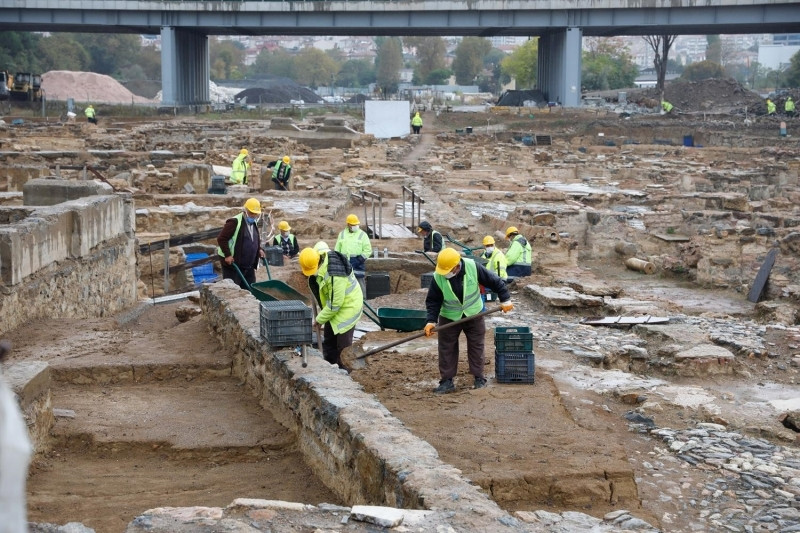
(414, 249, 437, 266)
(231, 262, 253, 291)
(354, 305, 504, 361)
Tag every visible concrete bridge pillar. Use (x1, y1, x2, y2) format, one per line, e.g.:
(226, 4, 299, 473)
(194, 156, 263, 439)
(538, 27, 582, 108)
(160, 27, 210, 107)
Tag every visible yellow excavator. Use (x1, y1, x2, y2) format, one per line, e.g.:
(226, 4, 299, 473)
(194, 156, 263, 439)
(10, 72, 43, 101)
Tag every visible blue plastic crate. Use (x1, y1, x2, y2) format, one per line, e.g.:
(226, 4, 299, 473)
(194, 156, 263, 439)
(495, 351, 535, 384)
(259, 300, 312, 347)
(494, 326, 534, 353)
(186, 253, 218, 284)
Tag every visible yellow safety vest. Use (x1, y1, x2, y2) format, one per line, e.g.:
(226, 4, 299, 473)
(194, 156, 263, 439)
(433, 259, 483, 320)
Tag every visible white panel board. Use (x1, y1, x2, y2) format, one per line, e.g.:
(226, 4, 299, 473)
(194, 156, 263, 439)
(365, 100, 410, 139)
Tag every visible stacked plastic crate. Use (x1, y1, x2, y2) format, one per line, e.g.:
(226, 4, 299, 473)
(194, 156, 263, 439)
(259, 301, 312, 347)
(493, 326, 535, 384)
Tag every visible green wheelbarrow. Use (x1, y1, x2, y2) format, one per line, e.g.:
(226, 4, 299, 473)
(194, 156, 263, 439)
(232, 260, 309, 305)
(362, 300, 427, 332)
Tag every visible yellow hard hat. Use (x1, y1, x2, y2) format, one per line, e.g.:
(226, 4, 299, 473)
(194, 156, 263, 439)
(505, 226, 519, 238)
(435, 248, 461, 276)
(483, 236, 495, 246)
(313, 241, 330, 254)
(346, 214, 360, 225)
(282, 155, 291, 164)
(240, 148, 248, 156)
(299, 247, 321, 276)
(244, 198, 261, 213)
(88, 104, 93, 108)
(278, 220, 291, 231)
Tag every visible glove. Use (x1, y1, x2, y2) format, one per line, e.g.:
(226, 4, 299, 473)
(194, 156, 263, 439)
(500, 301, 514, 313)
(424, 323, 436, 337)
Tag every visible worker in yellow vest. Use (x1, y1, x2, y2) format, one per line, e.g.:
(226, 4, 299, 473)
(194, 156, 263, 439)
(424, 248, 513, 394)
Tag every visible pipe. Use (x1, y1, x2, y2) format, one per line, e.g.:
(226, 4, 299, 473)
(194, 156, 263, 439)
(549, 232, 559, 243)
(625, 257, 655, 275)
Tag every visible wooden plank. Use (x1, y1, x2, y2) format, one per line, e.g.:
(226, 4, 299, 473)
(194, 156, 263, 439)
(747, 248, 778, 303)
(653, 233, 691, 242)
(138, 227, 222, 254)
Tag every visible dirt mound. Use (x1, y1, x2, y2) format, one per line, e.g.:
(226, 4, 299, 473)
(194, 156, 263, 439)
(637, 78, 763, 114)
(496, 89, 546, 106)
(42, 71, 155, 105)
(235, 85, 322, 104)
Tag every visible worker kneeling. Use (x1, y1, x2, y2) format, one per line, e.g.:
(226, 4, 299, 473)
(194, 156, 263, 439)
(299, 246, 363, 369)
(424, 248, 513, 394)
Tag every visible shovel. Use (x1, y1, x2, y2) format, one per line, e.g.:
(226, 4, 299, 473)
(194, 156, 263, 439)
(308, 297, 324, 368)
(341, 305, 504, 370)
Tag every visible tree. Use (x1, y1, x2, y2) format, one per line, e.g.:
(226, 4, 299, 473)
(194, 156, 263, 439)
(336, 58, 375, 87)
(210, 38, 246, 80)
(250, 48, 294, 79)
(404, 36, 446, 82)
(581, 38, 638, 91)
(425, 68, 452, 85)
(785, 50, 800, 88)
(452, 37, 491, 85)
(706, 35, 722, 64)
(681, 60, 725, 81)
(501, 38, 538, 89)
(375, 37, 402, 95)
(37, 34, 90, 72)
(643, 34, 677, 95)
(0, 32, 43, 73)
(73, 33, 141, 75)
(293, 47, 339, 88)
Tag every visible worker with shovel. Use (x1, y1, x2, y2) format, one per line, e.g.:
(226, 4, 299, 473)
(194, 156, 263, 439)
(299, 244, 363, 370)
(268, 155, 292, 190)
(216, 198, 265, 289)
(425, 248, 513, 393)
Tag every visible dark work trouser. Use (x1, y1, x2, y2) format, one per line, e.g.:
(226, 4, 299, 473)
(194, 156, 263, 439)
(221, 263, 255, 290)
(507, 264, 532, 277)
(322, 322, 354, 367)
(437, 314, 485, 381)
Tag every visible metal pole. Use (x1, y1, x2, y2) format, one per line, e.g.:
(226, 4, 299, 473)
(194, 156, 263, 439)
(378, 194, 383, 239)
(163, 243, 170, 295)
(371, 196, 377, 239)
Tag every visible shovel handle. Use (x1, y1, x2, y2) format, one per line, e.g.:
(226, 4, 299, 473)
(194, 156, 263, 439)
(310, 298, 324, 353)
(354, 305, 504, 361)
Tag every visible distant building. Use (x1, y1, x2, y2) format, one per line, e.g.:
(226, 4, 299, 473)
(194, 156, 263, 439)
(758, 44, 800, 70)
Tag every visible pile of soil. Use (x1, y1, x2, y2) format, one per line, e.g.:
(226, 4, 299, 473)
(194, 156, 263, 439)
(42, 71, 155, 104)
(235, 83, 322, 104)
(638, 78, 764, 114)
(496, 89, 546, 106)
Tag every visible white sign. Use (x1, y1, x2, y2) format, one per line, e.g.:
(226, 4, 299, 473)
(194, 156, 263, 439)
(365, 101, 411, 139)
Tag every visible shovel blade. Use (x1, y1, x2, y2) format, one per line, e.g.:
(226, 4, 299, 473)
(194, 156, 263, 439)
(340, 343, 367, 370)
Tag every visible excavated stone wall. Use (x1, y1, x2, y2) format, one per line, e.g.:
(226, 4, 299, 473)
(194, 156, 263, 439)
(199, 282, 530, 532)
(0, 194, 137, 336)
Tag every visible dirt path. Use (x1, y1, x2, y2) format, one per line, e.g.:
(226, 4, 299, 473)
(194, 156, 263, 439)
(8, 302, 340, 533)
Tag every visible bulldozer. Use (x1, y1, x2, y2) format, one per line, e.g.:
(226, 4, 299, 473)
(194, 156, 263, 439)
(10, 72, 43, 101)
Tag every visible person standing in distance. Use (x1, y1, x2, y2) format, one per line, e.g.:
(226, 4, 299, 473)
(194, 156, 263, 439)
(417, 220, 443, 253)
(216, 198, 265, 289)
(334, 213, 372, 273)
(230, 148, 251, 185)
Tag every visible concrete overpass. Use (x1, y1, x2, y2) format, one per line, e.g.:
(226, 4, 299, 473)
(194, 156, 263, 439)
(1, 0, 798, 107)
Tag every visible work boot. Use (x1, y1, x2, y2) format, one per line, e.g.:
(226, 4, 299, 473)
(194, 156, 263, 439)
(433, 378, 455, 394)
(474, 377, 488, 389)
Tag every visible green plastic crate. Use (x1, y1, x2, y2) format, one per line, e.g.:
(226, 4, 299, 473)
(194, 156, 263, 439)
(494, 326, 533, 353)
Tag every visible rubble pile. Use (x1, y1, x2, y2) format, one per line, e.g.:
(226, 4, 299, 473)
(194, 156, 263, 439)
(233, 77, 323, 104)
(496, 89, 547, 106)
(637, 77, 764, 114)
(42, 71, 155, 104)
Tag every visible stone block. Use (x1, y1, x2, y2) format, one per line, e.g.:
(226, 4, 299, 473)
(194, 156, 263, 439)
(23, 178, 112, 207)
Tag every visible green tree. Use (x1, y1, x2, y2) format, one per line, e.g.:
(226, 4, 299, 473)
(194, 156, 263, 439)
(73, 33, 140, 75)
(785, 51, 800, 88)
(581, 38, 638, 91)
(0, 32, 43, 73)
(706, 35, 722, 64)
(375, 37, 402, 95)
(210, 38, 245, 80)
(133, 45, 162, 80)
(501, 38, 538, 88)
(681, 60, 725, 81)
(404, 36, 446, 82)
(452, 37, 491, 85)
(426, 68, 452, 85)
(294, 47, 339, 88)
(250, 48, 294, 78)
(335, 58, 375, 87)
(36, 34, 90, 72)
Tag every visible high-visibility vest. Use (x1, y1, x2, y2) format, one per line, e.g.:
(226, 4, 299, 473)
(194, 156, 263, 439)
(482, 248, 508, 279)
(217, 213, 244, 258)
(335, 228, 372, 259)
(506, 235, 531, 266)
(231, 154, 249, 184)
(433, 259, 483, 321)
(313, 254, 363, 334)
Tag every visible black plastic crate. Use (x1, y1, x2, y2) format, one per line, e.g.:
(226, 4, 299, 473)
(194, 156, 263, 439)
(263, 246, 284, 266)
(495, 351, 535, 384)
(259, 300, 312, 347)
(420, 272, 434, 289)
(366, 272, 391, 300)
(494, 326, 533, 353)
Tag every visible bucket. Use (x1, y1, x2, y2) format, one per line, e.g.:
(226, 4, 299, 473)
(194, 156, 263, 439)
(683, 135, 694, 147)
